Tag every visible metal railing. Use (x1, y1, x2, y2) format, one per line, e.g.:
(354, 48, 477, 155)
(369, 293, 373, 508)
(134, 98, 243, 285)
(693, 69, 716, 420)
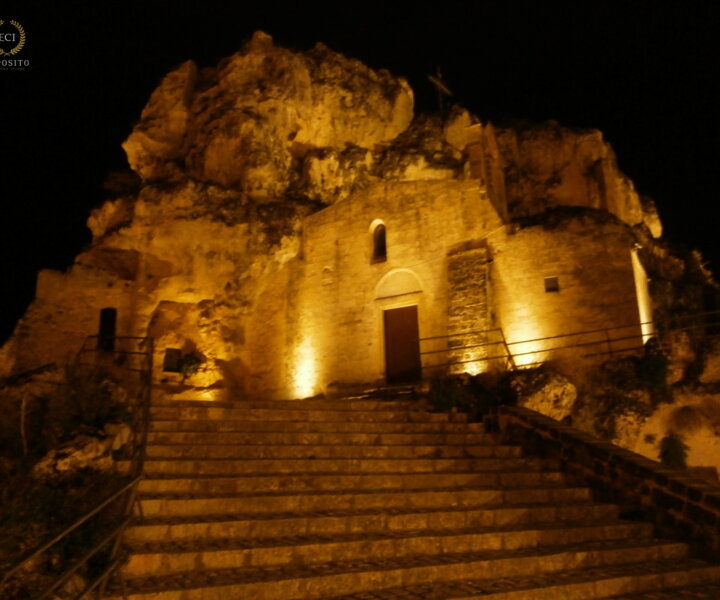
(0, 362, 58, 387)
(420, 309, 720, 376)
(657, 308, 720, 333)
(0, 335, 154, 600)
(419, 315, 696, 375)
(420, 327, 517, 374)
(76, 335, 154, 479)
(504, 321, 650, 367)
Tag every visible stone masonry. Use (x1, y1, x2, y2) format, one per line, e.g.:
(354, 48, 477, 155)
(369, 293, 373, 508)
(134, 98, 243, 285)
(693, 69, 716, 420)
(105, 392, 720, 599)
(446, 245, 491, 373)
(498, 405, 720, 561)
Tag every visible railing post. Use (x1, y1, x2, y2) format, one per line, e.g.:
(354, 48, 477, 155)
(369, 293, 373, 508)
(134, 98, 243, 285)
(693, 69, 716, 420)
(500, 330, 516, 371)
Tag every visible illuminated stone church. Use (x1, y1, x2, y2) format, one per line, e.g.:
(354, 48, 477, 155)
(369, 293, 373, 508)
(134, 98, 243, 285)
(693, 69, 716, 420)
(0, 32, 658, 400)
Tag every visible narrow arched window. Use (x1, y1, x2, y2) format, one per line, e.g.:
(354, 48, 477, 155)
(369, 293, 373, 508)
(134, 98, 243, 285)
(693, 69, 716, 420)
(372, 224, 387, 263)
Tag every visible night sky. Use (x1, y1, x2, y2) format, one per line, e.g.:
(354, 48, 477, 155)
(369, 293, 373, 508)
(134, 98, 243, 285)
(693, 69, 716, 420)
(1, 1, 718, 342)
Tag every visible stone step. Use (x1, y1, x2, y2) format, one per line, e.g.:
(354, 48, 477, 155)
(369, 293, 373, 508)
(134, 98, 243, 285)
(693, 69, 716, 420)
(149, 406, 467, 423)
(148, 419, 484, 434)
(146, 430, 499, 446)
(137, 484, 590, 517)
(144, 443, 522, 459)
(320, 560, 720, 599)
(121, 521, 654, 577)
(348, 386, 418, 398)
(152, 399, 418, 412)
(124, 501, 620, 544)
(134, 457, 556, 476)
(105, 539, 689, 600)
(112, 388, 720, 599)
(604, 582, 720, 599)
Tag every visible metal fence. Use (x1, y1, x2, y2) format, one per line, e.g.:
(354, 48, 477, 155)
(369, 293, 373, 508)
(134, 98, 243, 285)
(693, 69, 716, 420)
(419, 311, 720, 376)
(0, 335, 153, 600)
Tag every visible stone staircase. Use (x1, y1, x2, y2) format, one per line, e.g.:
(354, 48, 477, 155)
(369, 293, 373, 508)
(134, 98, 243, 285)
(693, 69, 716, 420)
(107, 391, 720, 599)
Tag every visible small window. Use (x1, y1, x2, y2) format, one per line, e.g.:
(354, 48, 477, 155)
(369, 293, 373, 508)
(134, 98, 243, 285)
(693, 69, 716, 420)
(163, 348, 183, 372)
(372, 224, 387, 263)
(544, 276, 560, 293)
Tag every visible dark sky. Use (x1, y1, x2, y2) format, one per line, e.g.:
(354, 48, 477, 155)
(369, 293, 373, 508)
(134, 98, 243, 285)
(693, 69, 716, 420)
(1, 1, 719, 342)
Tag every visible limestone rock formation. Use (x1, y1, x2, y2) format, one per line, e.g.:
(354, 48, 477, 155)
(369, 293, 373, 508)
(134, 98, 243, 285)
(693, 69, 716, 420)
(495, 121, 647, 228)
(32, 422, 131, 479)
(510, 369, 577, 421)
(5, 32, 720, 600)
(3, 31, 715, 456)
(629, 389, 720, 474)
(700, 340, 720, 383)
(123, 31, 414, 200)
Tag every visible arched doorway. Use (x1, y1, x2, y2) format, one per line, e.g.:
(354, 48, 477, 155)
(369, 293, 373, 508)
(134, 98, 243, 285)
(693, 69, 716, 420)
(375, 270, 423, 384)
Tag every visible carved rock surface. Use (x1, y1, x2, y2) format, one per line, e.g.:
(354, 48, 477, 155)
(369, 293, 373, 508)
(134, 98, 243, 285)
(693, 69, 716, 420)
(123, 31, 413, 200)
(700, 340, 720, 383)
(496, 122, 644, 226)
(629, 390, 720, 473)
(511, 369, 577, 421)
(31, 422, 131, 478)
(0, 32, 671, 405)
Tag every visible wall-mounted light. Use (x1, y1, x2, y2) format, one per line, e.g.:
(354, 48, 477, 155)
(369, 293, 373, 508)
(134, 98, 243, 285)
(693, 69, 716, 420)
(293, 338, 317, 398)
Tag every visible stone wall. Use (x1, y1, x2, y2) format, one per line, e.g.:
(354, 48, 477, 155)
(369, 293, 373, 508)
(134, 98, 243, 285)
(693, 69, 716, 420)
(489, 214, 643, 367)
(497, 405, 720, 559)
(446, 245, 491, 373)
(292, 179, 504, 395)
(8, 267, 141, 374)
(3, 191, 649, 398)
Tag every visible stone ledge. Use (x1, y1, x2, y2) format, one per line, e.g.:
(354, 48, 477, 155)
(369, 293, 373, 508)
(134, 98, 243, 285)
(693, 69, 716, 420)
(497, 405, 720, 560)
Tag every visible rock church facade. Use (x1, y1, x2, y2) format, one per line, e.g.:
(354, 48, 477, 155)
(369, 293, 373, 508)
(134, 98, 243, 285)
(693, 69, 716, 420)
(0, 32, 659, 401)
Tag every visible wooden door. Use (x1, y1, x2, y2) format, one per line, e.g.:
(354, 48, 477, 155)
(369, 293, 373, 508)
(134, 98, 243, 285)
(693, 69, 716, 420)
(384, 306, 421, 383)
(97, 307, 117, 351)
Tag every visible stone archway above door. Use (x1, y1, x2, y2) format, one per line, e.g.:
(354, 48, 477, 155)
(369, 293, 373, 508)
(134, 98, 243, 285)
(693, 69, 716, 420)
(375, 269, 422, 300)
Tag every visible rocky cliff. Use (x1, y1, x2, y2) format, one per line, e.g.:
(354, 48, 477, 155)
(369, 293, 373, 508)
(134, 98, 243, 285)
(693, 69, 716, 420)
(4, 31, 718, 476)
(0, 31, 673, 379)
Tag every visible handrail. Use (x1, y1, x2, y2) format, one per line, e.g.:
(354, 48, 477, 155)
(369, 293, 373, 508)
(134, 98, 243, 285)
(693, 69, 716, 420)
(420, 337, 506, 356)
(0, 334, 154, 600)
(0, 362, 57, 387)
(35, 517, 133, 600)
(510, 331, 645, 357)
(505, 320, 652, 347)
(499, 329, 517, 370)
(0, 477, 140, 588)
(80, 334, 151, 342)
(420, 310, 720, 375)
(130, 338, 153, 482)
(419, 327, 504, 343)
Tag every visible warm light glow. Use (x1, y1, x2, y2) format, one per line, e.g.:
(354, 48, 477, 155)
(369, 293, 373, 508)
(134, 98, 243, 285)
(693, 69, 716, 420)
(199, 389, 219, 402)
(506, 318, 545, 368)
(631, 248, 654, 343)
(293, 338, 318, 398)
(461, 359, 485, 376)
(191, 370, 220, 388)
(449, 333, 490, 375)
